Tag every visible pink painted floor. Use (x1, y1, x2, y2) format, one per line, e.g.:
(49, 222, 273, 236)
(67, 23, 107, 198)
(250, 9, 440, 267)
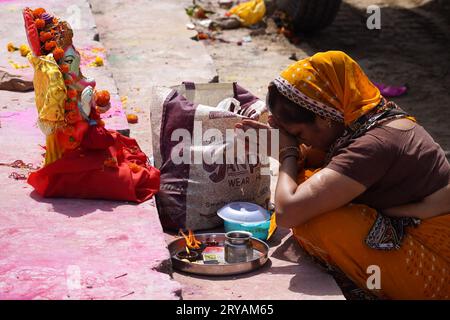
(0, 0, 181, 299)
(0, 98, 180, 300)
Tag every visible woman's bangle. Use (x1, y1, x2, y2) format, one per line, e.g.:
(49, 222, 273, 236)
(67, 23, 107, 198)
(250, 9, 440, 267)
(279, 146, 300, 155)
(279, 146, 299, 161)
(280, 153, 299, 163)
(280, 148, 299, 163)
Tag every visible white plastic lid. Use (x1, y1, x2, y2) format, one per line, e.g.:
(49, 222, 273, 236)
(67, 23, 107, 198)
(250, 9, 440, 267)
(217, 202, 270, 224)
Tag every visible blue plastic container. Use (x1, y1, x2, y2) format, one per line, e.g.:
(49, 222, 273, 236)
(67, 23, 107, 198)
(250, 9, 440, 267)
(217, 202, 272, 241)
(223, 219, 272, 241)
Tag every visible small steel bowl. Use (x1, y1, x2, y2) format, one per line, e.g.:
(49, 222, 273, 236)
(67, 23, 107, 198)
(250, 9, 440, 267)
(176, 250, 200, 262)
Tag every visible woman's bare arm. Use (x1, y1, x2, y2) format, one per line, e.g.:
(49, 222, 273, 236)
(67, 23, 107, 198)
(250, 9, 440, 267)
(275, 158, 367, 228)
(275, 158, 449, 225)
(383, 184, 450, 220)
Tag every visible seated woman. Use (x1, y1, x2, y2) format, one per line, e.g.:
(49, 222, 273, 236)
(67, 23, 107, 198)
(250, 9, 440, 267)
(238, 51, 450, 299)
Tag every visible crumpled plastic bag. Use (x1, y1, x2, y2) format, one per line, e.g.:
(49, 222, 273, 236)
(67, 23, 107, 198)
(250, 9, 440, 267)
(217, 97, 241, 112)
(228, 0, 266, 27)
(374, 82, 408, 97)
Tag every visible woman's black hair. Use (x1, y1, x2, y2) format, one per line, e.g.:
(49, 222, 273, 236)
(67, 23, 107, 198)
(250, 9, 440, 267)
(267, 83, 316, 124)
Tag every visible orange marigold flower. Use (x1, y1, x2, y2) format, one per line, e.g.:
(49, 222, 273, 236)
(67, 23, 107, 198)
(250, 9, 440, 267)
(67, 89, 78, 99)
(44, 40, 57, 51)
(95, 90, 110, 107)
(32, 8, 46, 17)
(128, 162, 142, 173)
(126, 113, 138, 124)
(35, 19, 46, 30)
(53, 47, 64, 60)
(39, 31, 53, 42)
(64, 79, 72, 86)
(60, 64, 70, 74)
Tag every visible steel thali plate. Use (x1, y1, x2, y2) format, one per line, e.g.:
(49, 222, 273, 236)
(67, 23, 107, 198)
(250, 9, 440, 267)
(168, 233, 269, 276)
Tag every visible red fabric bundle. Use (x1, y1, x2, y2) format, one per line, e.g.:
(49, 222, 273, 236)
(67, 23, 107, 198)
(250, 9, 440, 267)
(81, 125, 114, 150)
(28, 132, 160, 203)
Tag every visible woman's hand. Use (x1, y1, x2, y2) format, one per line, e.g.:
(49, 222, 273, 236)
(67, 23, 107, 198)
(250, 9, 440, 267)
(235, 117, 298, 158)
(235, 118, 272, 156)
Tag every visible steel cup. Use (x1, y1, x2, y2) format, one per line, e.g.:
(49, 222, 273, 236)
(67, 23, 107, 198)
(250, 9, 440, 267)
(224, 231, 253, 263)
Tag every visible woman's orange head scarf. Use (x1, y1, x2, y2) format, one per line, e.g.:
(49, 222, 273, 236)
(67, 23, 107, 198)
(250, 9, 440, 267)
(273, 51, 381, 126)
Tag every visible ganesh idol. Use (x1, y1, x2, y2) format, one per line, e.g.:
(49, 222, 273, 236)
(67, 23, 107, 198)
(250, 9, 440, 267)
(22, 7, 159, 202)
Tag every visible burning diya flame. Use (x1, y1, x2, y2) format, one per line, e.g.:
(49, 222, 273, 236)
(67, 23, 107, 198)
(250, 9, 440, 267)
(175, 229, 207, 262)
(179, 229, 203, 250)
(176, 229, 203, 262)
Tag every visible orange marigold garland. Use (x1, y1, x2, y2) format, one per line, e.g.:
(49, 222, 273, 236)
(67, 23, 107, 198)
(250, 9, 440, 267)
(39, 31, 52, 42)
(53, 47, 64, 60)
(60, 64, 69, 74)
(35, 19, 45, 30)
(44, 40, 56, 51)
(64, 101, 77, 111)
(32, 8, 46, 17)
(67, 89, 78, 99)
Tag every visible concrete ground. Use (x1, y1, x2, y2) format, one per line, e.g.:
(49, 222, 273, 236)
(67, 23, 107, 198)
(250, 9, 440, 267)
(88, 0, 450, 300)
(89, 0, 344, 300)
(3, 0, 446, 300)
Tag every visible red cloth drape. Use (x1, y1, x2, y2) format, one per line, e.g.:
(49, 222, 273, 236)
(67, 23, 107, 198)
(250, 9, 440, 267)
(28, 131, 160, 203)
